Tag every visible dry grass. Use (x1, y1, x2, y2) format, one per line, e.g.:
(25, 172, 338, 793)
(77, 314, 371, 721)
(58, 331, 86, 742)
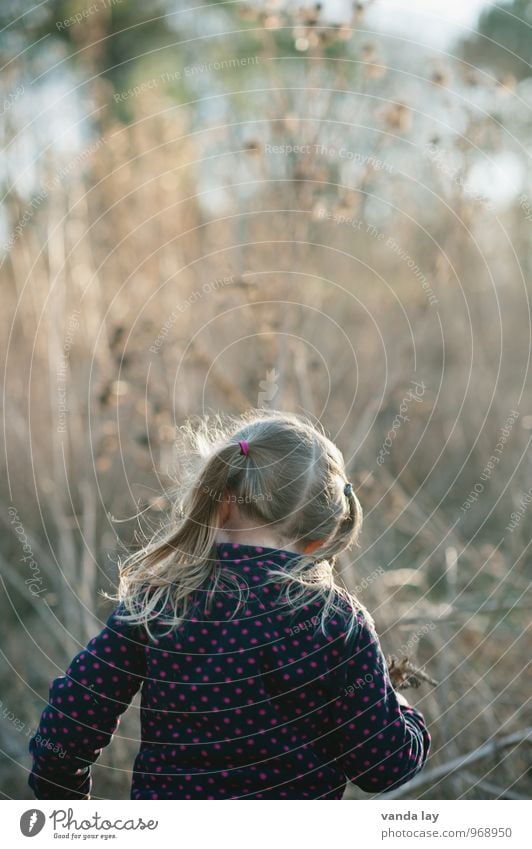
(1, 1, 531, 800)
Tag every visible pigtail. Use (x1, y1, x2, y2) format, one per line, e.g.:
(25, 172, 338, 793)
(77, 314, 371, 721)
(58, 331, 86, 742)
(115, 439, 247, 637)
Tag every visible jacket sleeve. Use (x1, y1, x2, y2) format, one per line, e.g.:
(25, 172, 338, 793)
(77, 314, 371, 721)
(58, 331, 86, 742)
(325, 608, 431, 793)
(28, 603, 147, 799)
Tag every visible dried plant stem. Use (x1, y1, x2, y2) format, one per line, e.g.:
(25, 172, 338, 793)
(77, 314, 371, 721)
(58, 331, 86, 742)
(461, 770, 528, 801)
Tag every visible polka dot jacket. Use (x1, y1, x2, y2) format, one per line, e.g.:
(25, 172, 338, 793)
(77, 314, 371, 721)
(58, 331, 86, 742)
(28, 542, 431, 799)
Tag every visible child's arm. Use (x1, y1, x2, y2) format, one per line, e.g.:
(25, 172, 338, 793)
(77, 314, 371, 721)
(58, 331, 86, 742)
(28, 603, 147, 799)
(325, 609, 431, 794)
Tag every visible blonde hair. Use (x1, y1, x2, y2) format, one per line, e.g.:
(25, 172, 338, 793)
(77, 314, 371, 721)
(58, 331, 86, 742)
(113, 409, 374, 640)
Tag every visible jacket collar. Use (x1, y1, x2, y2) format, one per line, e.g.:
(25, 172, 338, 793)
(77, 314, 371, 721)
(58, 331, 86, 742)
(215, 541, 302, 569)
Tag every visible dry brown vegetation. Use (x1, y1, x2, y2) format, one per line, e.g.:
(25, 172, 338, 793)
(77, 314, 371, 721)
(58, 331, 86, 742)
(1, 1, 531, 799)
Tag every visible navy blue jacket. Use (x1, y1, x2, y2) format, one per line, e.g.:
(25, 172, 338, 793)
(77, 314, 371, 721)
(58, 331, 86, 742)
(28, 542, 430, 799)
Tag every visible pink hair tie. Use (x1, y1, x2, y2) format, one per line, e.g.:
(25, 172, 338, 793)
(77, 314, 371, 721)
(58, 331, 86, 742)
(238, 440, 249, 456)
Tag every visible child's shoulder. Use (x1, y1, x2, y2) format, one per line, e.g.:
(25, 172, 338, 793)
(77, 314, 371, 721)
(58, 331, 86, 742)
(286, 586, 375, 648)
(324, 587, 378, 645)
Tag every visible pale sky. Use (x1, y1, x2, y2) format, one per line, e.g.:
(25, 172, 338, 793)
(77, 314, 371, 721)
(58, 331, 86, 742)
(326, 0, 489, 47)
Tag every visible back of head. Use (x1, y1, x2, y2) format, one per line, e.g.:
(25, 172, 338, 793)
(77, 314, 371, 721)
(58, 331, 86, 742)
(116, 409, 369, 638)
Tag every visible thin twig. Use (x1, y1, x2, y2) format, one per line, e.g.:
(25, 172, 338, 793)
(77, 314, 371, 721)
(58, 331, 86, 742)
(461, 770, 529, 801)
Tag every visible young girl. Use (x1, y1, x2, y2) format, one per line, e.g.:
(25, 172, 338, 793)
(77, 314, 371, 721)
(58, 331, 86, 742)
(28, 410, 430, 800)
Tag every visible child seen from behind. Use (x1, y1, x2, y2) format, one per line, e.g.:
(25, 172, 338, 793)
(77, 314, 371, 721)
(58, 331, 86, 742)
(29, 410, 431, 799)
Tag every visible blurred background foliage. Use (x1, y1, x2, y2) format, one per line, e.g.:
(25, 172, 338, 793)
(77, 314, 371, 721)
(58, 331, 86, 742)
(1, 0, 531, 799)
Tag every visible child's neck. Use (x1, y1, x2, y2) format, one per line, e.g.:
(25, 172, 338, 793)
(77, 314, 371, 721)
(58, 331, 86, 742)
(215, 526, 301, 553)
